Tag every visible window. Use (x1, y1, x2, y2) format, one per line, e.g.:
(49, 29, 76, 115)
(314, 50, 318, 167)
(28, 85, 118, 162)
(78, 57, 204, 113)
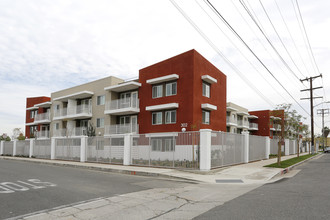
(29, 126, 37, 135)
(164, 139, 175, 151)
(202, 82, 210, 98)
(96, 118, 104, 128)
(54, 123, 59, 130)
(151, 139, 162, 151)
(152, 85, 163, 98)
(97, 95, 105, 105)
(152, 112, 162, 125)
(96, 139, 104, 150)
(165, 110, 176, 124)
(30, 110, 37, 119)
(166, 82, 177, 96)
(202, 110, 210, 124)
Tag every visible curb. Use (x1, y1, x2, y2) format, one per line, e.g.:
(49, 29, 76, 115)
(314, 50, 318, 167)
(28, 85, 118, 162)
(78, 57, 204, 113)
(276, 153, 323, 177)
(0, 156, 200, 184)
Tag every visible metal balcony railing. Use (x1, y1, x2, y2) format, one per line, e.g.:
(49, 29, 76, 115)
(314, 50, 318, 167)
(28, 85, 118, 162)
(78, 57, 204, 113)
(36, 130, 50, 139)
(104, 124, 139, 135)
(34, 112, 50, 122)
(249, 123, 258, 130)
(105, 98, 139, 111)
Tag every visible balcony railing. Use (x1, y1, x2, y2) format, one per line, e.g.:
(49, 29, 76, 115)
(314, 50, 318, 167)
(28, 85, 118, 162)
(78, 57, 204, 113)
(36, 130, 50, 139)
(105, 98, 139, 115)
(274, 124, 281, 131)
(237, 119, 249, 128)
(53, 127, 88, 137)
(249, 123, 258, 130)
(54, 104, 92, 120)
(226, 116, 237, 125)
(104, 124, 139, 135)
(34, 112, 51, 123)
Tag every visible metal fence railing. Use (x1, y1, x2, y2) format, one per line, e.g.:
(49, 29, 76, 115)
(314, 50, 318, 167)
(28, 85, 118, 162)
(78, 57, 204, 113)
(86, 136, 124, 164)
(249, 135, 267, 162)
(131, 132, 200, 169)
(16, 140, 30, 156)
(55, 138, 81, 161)
(3, 141, 13, 156)
(211, 132, 245, 168)
(34, 139, 51, 159)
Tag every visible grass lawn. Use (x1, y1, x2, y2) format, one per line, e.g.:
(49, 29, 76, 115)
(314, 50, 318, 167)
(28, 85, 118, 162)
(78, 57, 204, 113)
(264, 154, 316, 168)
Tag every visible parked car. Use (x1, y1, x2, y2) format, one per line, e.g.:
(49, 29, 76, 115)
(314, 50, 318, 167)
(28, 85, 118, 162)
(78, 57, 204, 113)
(324, 147, 330, 153)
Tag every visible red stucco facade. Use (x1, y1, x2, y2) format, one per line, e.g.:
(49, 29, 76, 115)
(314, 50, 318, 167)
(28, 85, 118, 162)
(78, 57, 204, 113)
(138, 49, 227, 134)
(25, 96, 51, 138)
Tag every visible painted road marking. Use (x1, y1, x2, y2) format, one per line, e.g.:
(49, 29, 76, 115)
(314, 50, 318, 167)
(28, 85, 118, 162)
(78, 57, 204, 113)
(0, 179, 56, 194)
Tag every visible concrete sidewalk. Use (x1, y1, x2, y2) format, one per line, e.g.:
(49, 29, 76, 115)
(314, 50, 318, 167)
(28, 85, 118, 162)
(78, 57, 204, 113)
(0, 152, 319, 185)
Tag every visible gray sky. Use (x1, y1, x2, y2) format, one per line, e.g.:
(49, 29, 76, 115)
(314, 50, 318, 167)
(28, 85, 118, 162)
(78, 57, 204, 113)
(0, 0, 329, 137)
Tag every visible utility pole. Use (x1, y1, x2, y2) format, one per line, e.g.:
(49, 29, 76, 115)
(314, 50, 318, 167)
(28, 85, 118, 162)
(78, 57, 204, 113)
(300, 74, 322, 153)
(317, 108, 329, 151)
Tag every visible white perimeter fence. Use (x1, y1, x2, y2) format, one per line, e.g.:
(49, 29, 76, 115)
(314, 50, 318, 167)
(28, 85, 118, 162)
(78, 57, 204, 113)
(0, 130, 315, 171)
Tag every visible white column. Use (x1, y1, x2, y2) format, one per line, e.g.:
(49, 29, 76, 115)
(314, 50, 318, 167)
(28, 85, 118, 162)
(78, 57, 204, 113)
(265, 137, 270, 160)
(13, 140, 17, 156)
(0, 141, 4, 155)
(299, 139, 302, 154)
(199, 129, 212, 171)
(123, 134, 132, 166)
(80, 136, 88, 162)
(285, 139, 290, 156)
(242, 131, 249, 163)
(29, 139, 35, 158)
(50, 138, 56, 160)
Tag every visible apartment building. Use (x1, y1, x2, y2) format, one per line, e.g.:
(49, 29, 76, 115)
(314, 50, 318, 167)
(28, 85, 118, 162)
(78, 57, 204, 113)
(138, 49, 227, 133)
(248, 109, 284, 138)
(25, 96, 51, 138)
(226, 102, 258, 134)
(25, 49, 227, 138)
(50, 76, 124, 138)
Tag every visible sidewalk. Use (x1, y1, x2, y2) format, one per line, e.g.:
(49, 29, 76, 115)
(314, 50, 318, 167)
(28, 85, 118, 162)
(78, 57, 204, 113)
(0, 152, 319, 185)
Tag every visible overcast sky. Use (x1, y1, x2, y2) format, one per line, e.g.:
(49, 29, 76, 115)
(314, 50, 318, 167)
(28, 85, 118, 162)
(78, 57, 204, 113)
(0, 0, 329, 137)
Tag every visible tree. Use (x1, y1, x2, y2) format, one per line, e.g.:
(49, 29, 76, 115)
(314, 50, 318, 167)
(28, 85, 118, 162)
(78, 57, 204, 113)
(12, 128, 22, 140)
(322, 126, 329, 150)
(17, 133, 26, 141)
(0, 133, 11, 141)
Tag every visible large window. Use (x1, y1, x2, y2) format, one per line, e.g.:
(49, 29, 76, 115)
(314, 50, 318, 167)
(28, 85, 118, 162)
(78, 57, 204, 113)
(152, 85, 163, 98)
(202, 82, 210, 98)
(202, 110, 210, 124)
(151, 138, 175, 152)
(96, 118, 104, 128)
(151, 139, 162, 151)
(152, 112, 162, 125)
(166, 82, 177, 96)
(30, 110, 37, 119)
(165, 110, 176, 124)
(97, 95, 105, 105)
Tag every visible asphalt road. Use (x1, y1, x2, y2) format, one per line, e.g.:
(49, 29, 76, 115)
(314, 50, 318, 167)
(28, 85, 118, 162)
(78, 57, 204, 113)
(0, 159, 190, 219)
(195, 154, 330, 220)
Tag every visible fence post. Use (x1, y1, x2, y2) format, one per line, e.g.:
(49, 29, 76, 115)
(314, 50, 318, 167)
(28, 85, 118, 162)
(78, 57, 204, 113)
(0, 141, 4, 155)
(80, 136, 88, 162)
(285, 139, 290, 156)
(50, 138, 56, 160)
(123, 134, 131, 166)
(29, 139, 35, 158)
(199, 129, 211, 171)
(13, 140, 17, 156)
(242, 131, 249, 163)
(265, 137, 270, 160)
(293, 140, 296, 155)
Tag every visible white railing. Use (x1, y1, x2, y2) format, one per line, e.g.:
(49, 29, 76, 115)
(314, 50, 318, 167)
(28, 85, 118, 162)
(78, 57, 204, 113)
(105, 98, 139, 111)
(249, 123, 258, 130)
(104, 124, 139, 135)
(226, 116, 237, 125)
(36, 130, 50, 139)
(237, 119, 249, 128)
(53, 127, 88, 137)
(34, 112, 50, 122)
(54, 105, 92, 119)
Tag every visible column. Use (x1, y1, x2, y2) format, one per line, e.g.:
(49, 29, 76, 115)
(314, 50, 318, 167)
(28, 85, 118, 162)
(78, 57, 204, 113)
(285, 139, 290, 156)
(242, 131, 249, 163)
(13, 140, 17, 156)
(0, 141, 4, 155)
(265, 137, 270, 160)
(80, 136, 88, 162)
(50, 138, 56, 160)
(123, 134, 132, 166)
(199, 129, 211, 171)
(29, 139, 35, 158)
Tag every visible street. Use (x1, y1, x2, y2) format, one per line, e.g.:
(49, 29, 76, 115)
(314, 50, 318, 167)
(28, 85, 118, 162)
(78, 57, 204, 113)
(0, 159, 190, 219)
(195, 154, 330, 220)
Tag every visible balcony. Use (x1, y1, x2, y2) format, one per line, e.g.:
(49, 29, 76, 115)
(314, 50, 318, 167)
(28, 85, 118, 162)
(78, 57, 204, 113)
(237, 119, 249, 128)
(226, 116, 237, 126)
(274, 124, 281, 131)
(34, 112, 51, 124)
(53, 104, 92, 120)
(104, 124, 139, 135)
(249, 123, 258, 130)
(36, 130, 50, 139)
(104, 98, 139, 115)
(53, 127, 88, 137)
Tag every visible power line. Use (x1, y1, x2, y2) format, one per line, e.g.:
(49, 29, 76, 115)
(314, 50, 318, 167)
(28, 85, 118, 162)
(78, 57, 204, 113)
(194, 0, 290, 103)
(169, 0, 275, 107)
(205, 0, 310, 116)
